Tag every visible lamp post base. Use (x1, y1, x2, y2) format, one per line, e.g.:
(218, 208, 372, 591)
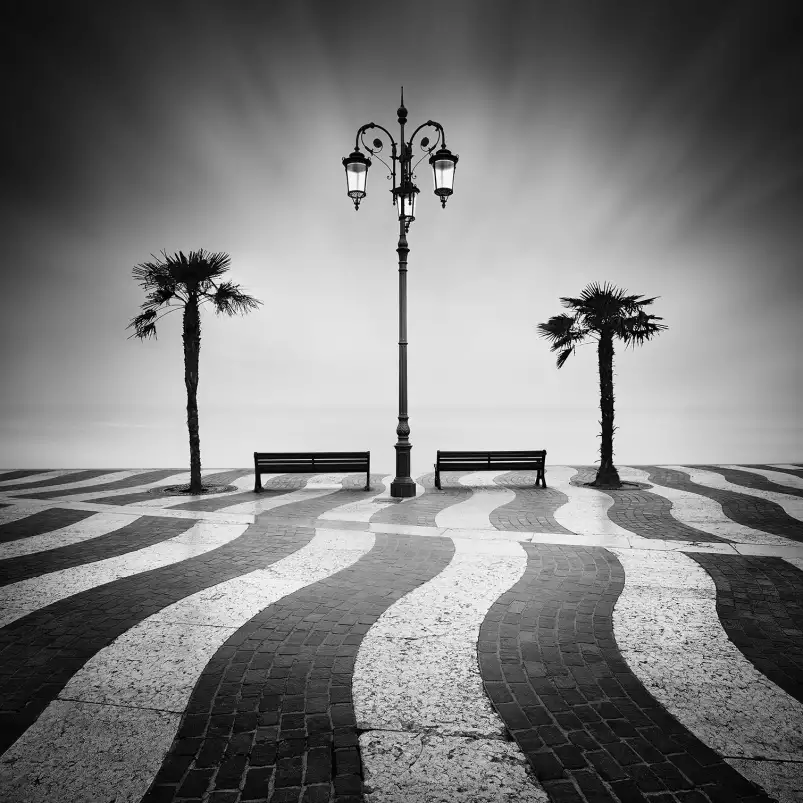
(391, 440, 416, 498)
(390, 477, 417, 497)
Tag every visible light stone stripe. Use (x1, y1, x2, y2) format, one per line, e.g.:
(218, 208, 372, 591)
(123, 472, 254, 509)
(218, 473, 350, 515)
(0, 470, 154, 495)
(725, 465, 803, 491)
(0, 502, 65, 526)
(0, 520, 247, 629)
(434, 471, 516, 530)
(0, 529, 375, 803)
(0, 470, 83, 487)
(619, 467, 795, 546)
(669, 466, 803, 522)
(0, 512, 141, 560)
(354, 537, 547, 802)
(550, 466, 634, 537)
(319, 474, 398, 522)
(771, 464, 803, 471)
(611, 548, 803, 803)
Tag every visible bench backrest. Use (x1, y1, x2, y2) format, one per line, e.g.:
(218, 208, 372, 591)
(254, 451, 369, 473)
(437, 450, 545, 464)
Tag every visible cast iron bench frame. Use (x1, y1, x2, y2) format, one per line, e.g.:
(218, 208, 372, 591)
(434, 450, 547, 489)
(253, 451, 371, 492)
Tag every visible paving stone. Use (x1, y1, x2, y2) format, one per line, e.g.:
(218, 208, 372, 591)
(688, 553, 803, 704)
(141, 532, 454, 802)
(644, 466, 803, 542)
(0, 508, 97, 544)
(477, 543, 774, 802)
(0, 514, 196, 586)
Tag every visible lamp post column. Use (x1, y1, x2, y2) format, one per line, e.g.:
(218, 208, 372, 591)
(391, 220, 415, 497)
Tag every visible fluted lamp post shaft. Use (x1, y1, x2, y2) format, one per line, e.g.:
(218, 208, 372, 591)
(342, 89, 458, 498)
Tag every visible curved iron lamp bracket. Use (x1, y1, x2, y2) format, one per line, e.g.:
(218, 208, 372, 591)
(406, 120, 445, 181)
(356, 123, 398, 192)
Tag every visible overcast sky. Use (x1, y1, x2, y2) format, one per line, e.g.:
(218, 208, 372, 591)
(1, 0, 801, 475)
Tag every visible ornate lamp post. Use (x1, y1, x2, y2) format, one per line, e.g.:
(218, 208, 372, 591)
(342, 89, 458, 498)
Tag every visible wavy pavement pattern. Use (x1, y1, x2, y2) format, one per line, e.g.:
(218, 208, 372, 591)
(623, 467, 795, 546)
(686, 554, 803, 705)
(611, 548, 803, 803)
(433, 471, 516, 531)
(0, 507, 98, 541)
(478, 544, 772, 802)
(0, 469, 113, 490)
(645, 466, 803, 542)
(0, 514, 227, 588)
(141, 532, 455, 803)
(0, 519, 316, 755)
(217, 473, 353, 517)
(0, 470, 155, 495)
(370, 472, 463, 528)
(0, 470, 66, 484)
(354, 536, 547, 803)
(670, 465, 803, 523)
(0, 529, 376, 803)
(0, 511, 139, 561)
(318, 475, 396, 522)
(713, 464, 803, 497)
(16, 469, 221, 504)
(550, 466, 638, 539)
(730, 465, 803, 491)
(0, 519, 246, 628)
(490, 472, 575, 534)
(0, 469, 188, 500)
(569, 466, 729, 544)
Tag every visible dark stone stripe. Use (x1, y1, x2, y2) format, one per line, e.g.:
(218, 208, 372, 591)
(755, 464, 803, 479)
(13, 469, 187, 500)
(0, 469, 121, 493)
(644, 466, 803, 542)
(92, 471, 245, 506)
(0, 470, 56, 482)
(0, 508, 97, 544)
(0, 521, 316, 756)
(571, 467, 728, 543)
(478, 544, 771, 802)
(0, 515, 196, 587)
(490, 471, 575, 533)
(688, 554, 803, 705)
(141, 532, 455, 803)
(697, 464, 803, 499)
(370, 472, 472, 527)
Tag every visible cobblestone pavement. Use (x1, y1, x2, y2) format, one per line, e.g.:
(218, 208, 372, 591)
(0, 465, 801, 803)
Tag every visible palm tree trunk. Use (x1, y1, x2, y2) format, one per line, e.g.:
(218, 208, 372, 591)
(595, 330, 621, 487)
(183, 292, 203, 493)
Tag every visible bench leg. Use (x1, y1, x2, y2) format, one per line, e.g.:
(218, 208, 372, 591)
(435, 465, 441, 490)
(254, 472, 263, 493)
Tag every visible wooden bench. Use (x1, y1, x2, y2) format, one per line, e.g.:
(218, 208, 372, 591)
(434, 450, 547, 489)
(253, 451, 371, 492)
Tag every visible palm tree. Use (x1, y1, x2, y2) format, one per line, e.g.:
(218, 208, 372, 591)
(128, 249, 262, 493)
(537, 282, 667, 488)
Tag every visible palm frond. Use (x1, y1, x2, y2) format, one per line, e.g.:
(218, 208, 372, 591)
(127, 309, 159, 340)
(537, 313, 591, 368)
(208, 280, 263, 316)
(618, 311, 668, 348)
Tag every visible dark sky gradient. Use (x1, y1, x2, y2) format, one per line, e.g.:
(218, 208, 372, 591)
(2, 1, 801, 469)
